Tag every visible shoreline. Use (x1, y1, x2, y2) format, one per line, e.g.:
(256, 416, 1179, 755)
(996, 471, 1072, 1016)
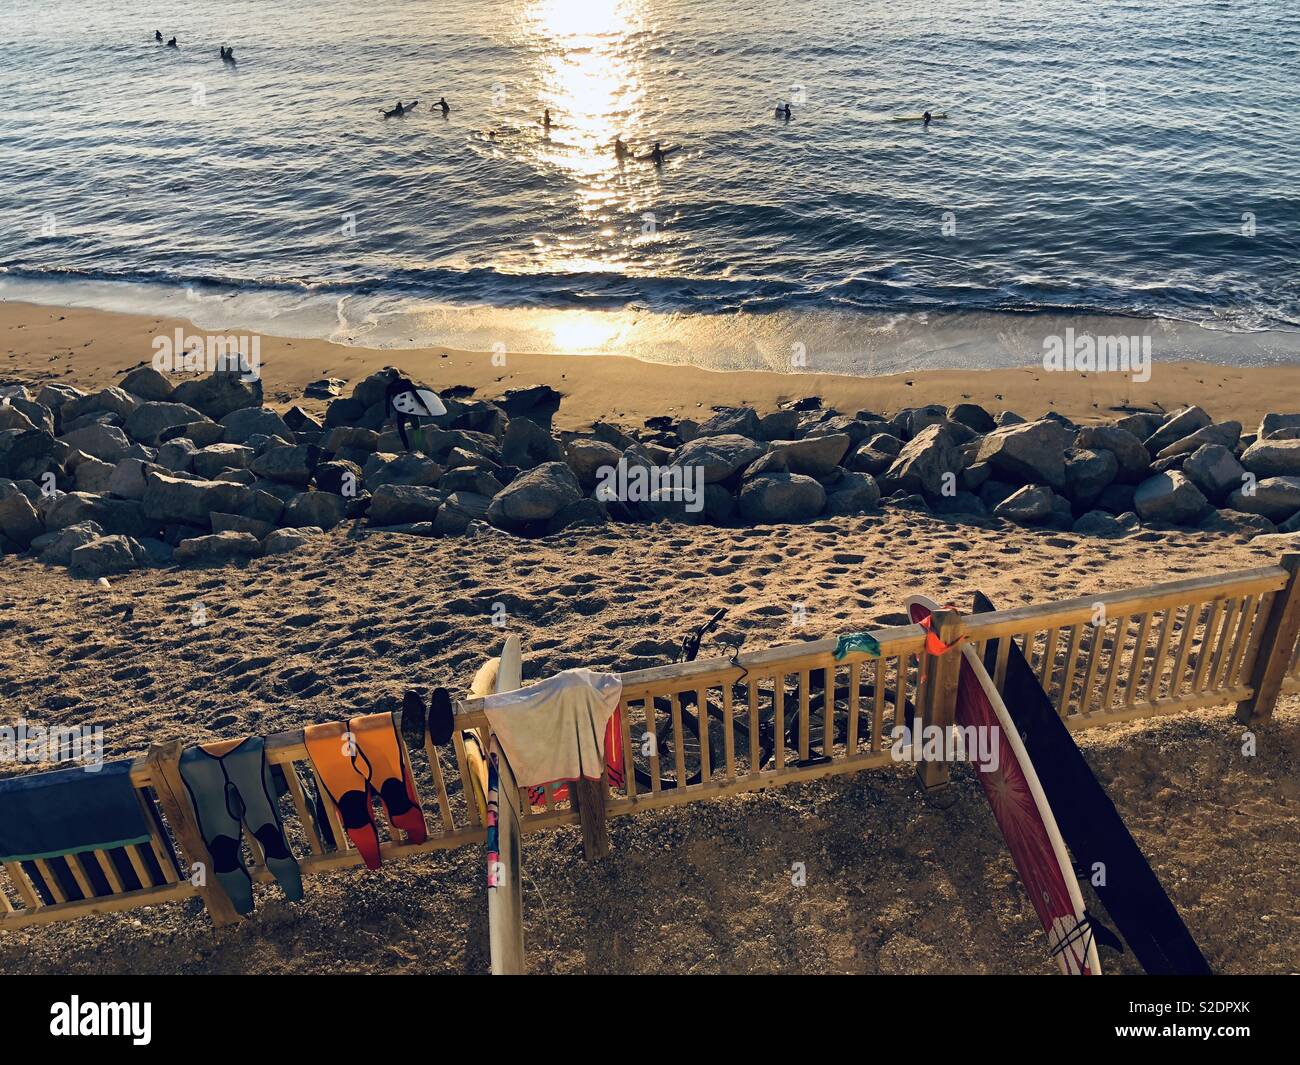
(6, 298, 1300, 433)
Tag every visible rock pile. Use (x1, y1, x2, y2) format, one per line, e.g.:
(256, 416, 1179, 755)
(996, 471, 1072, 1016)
(1, 365, 1295, 578)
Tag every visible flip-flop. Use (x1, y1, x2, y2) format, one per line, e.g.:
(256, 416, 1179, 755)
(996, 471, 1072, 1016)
(399, 689, 426, 750)
(427, 686, 454, 746)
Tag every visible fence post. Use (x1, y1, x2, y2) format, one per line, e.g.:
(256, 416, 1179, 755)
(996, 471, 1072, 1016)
(1236, 553, 1300, 725)
(916, 609, 964, 793)
(145, 739, 243, 928)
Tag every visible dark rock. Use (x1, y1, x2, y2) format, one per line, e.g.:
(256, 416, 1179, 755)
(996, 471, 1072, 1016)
(368, 484, 446, 526)
(36, 521, 104, 564)
(283, 490, 348, 530)
(59, 423, 131, 463)
(173, 531, 261, 564)
(211, 512, 276, 538)
(697, 407, 760, 438)
(885, 423, 963, 496)
(0, 488, 43, 546)
(1062, 447, 1119, 505)
(193, 443, 256, 480)
(947, 402, 996, 433)
(499, 385, 563, 428)
(1133, 471, 1209, 525)
(738, 473, 826, 523)
(993, 484, 1055, 523)
(486, 462, 583, 527)
(1227, 476, 1300, 522)
(1073, 425, 1151, 484)
(500, 417, 563, 468)
(283, 406, 323, 432)
(975, 419, 1069, 488)
(120, 366, 175, 401)
(250, 443, 319, 486)
(142, 472, 249, 528)
(69, 535, 143, 578)
(171, 371, 263, 421)
(671, 434, 766, 484)
(221, 407, 293, 445)
(1240, 437, 1300, 478)
(757, 410, 801, 441)
(824, 471, 881, 515)
(1156, 421, 1240, 460)
(125, 401, 209, 446)
(766, 434, 851, 477)
(314, 460, 364, 497)
(1143, 406, 1211, 456)
(264, 526, 324, 554)
(1183, 444, 1245, 502)
(565, 438, 624, 489)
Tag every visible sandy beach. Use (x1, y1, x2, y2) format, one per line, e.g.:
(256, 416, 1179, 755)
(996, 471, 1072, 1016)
(1, 296, 1298, 974)
(0, 500, 1296, 974)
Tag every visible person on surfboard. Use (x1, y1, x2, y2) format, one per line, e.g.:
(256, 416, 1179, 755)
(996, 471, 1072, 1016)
(166, 36, 177, 48)
(382, 100, 417, 118)
(923, 110, 932, 127)
(649, 141, 665, 166)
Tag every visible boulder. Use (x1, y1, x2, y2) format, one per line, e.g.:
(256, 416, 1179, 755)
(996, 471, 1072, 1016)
(314, 459, 364, 497)
(435, 492, 494, 534)
(173, 531, 262, 564)
(170, 371, 263, 421)
(250, 443, 319, 486)
(322, 426, 380, 454)
(1183, 444, 1245, 502)
(8, 397, 54, 434)
(193, 443, 256, 480)
(737, 473, 826, 523)
(1062, 448, 1118, 504)
(1258, 413, 1300, 440)
(74, 457, 116, 494)
(142, 472, 250, 528)
(68, 535, 143, 579)
(439, 466, 503, 496)
(156, 438, 198, 472)
(946, 402, 996, 433)
(36, 521, 104, 565)
(884, 423, 963, 496)
(824, 471, 881, 515)
(263, 526, 324, 555)
(211, 512, 276, 539)
(974, 419, 1069, 488)
(1198, 509, 1277, 537)
(1143, 406, 1211, 456)
(671, 434, 766, 484)
(498, 385, 562, 428)
(0, 405, 37, 433)
(848, 445, 895, 477)
(125, 401, 208, 446)
(107, 457, 159, 501)
(283, 406, 323, 433)
(696, 407, 760, 439)
(1156, 421, 1240, 460)
(283, 490, 348, 530)
(0, 489, 43, 547)
(993, 484, 1055, 523)
(1240, 437, 1300, 478)
(221, 407, 293, 445)
(59, 423, 131, 463)
(565, 438, 624, 489)
(500, 417, 563, 468)
(1227, 476, 1300, 522)
(757, 410, 801, 441)
(1072, 510, 1133, 537)
(1073, 425, 1151, 484)
(1133, 471, 1209, 525)
(368, 484, 446, 526)
(486, 462, 583, 527)
(42, 492, 106, 532)
(364, 453, 443, 491)
(61, 387, 140, 424)
(120, 366, 175, 401)
(766, 434, 851, 478)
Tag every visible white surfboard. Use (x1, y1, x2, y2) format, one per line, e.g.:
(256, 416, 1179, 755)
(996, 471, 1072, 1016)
(488, 635, 526, 975)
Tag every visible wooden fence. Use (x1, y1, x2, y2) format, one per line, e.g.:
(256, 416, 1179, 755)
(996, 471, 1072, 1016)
(4, 555, 1299, 954)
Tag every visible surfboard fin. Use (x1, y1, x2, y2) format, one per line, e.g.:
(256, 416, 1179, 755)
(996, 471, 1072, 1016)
(1085, 909, 1126, 954)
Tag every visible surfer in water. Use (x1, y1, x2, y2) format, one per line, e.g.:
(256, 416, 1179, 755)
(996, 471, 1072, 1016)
(542, 108, 552, 130)
(382, 100, 418, 118)
(923, 110, 932, 127)
(167, 36, 177, 48)
(220, 46, 236, 64)
(776, 102, 792, 120)
(614, 136, 628, 161)
(154, 30, 163, 42)
(649, 141, 665, 166)
(434, 97, 450, 115)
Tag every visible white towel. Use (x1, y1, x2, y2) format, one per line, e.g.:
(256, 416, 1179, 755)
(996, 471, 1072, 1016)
(481, 669, 622, 788)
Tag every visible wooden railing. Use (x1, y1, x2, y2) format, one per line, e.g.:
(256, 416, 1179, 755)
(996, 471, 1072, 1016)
(4, 556, 1298, 937)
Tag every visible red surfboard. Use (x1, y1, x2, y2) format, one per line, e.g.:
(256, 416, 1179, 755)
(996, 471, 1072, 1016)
(906, 596, 1099, 974)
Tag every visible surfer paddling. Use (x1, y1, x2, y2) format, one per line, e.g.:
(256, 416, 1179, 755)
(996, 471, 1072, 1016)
(381, 99, 418, 118)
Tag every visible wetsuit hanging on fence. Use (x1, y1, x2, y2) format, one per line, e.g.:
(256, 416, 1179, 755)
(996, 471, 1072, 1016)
(303, 713, 428, 869)
(178, 737, 303, 915)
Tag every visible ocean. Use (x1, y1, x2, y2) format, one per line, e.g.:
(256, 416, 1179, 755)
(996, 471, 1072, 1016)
(1, 0, 1298, 372)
